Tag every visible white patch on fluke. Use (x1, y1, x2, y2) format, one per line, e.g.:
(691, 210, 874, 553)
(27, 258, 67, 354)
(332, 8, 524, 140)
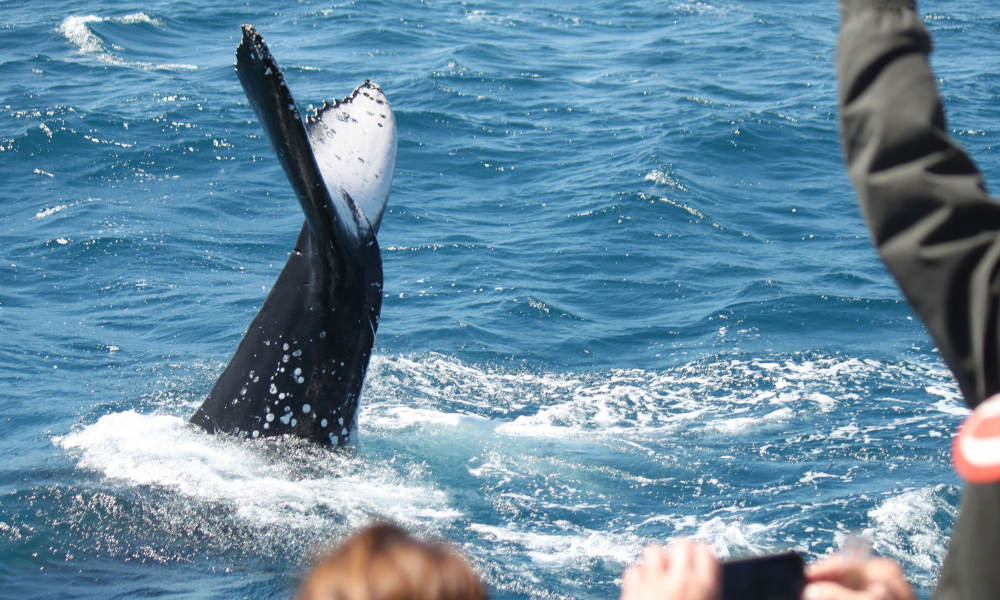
(307, 82, 397, 234)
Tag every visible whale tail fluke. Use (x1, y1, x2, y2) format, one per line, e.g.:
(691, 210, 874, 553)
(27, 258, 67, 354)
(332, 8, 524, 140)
(189, 25, 396, 446)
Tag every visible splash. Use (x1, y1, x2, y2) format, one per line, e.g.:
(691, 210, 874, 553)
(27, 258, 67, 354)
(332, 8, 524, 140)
(56, 411, 460, 531)
(863, 486, 957, 586)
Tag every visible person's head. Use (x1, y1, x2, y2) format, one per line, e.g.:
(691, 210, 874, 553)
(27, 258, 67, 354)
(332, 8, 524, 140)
(298, 522, 487, 600)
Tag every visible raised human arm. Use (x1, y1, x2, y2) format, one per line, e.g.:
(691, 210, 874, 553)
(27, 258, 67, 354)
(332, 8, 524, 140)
(838, 0, 1000, 408)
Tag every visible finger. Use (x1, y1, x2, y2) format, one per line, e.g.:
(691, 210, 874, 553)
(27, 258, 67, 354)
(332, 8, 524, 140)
(690, 543, 721, 599)
(646, 543, 670, 572)
(862, 558, 904, 583)
(803, 581, 865, 600)
(862, 560, 915, 600)
(662, 540, 697, 595)
(807, 555, 868, 589)
(690, 542, 718, 578)
(619, 565, 641, 600)
(640, 544, 665, 566)
(806, 554, 851, 581)
(639, 544, 668, 578)
(665, 539, 697, 571)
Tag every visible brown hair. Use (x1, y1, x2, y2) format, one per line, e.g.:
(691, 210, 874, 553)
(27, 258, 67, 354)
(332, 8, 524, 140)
(298, 522, 487, 600)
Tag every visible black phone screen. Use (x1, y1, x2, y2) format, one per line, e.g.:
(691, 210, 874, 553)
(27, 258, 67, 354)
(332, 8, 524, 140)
(721, 551, 805, 600)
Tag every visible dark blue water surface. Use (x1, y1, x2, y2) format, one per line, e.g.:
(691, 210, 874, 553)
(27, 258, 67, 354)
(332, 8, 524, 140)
(3, 1, 999, 598)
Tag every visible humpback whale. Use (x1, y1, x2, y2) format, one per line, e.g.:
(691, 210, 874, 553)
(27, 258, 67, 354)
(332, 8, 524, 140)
(190, 25, 396, 446)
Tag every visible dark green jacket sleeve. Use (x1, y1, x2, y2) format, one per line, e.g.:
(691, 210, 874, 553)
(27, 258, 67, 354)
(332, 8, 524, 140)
(838, 3, 1000, 599)
(837, 0, 1000, 410)
(933, 483, 1000, 600)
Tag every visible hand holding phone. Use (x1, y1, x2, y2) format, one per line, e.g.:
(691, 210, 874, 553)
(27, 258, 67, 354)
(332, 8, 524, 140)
(622, 543, 809, 600)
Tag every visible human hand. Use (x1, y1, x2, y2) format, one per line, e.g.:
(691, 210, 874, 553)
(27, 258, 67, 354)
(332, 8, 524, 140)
(803, 554, 915, 600)
(621, 539, 720, 600)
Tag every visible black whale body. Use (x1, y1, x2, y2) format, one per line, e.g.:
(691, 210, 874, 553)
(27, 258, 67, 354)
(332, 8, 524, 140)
(190, 25, 396, 446)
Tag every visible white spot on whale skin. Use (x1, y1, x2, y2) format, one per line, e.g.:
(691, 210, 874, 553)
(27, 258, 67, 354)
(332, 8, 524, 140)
(294, 367, 302, 377)
(269, 383, 278, 395)
(291, 418, 297, 427)
(278, 393, 286, 400)
(282, 354, 290, 363)
(320, 419, 328, 428)
(282, 342, 289, 351)
(279, 413, 292, 425)
(337, 417, 344, 426)
(292, 349, 302, 357)
(302, 404, 311, 414)
(252, 430, 260, 438)
(296, 377, 305, 384)
(341, 427, 349, 436)
(266, 413, 275, 423)
(263, 423, 269, 430)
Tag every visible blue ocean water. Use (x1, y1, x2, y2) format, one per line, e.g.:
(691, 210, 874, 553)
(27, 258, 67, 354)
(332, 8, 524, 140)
(2, 1, 999, 598)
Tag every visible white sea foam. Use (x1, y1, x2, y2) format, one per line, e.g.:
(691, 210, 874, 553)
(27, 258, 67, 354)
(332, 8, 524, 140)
(927, 383, 968, 416)
(361, 405, 493, 430)
(863, 486, 956, 585)
(644, 169, 688, 191)
(462, 10, 524, 27)
(806, 392, 837, 412)
(470, 522, 640, 566)
(56, 411, 460, 530)
(34, 203, 70, 219)
(691, 517, 770, 559)
(365, 353, 959, 445)
(59, 15, 106, 55)
(57, 14, 197, 71)
(799, 471, 838, 485)
(706, 407, 794, 434)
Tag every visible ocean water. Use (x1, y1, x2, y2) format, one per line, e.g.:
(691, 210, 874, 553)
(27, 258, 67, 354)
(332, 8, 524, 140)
(2, 1, 998, 598)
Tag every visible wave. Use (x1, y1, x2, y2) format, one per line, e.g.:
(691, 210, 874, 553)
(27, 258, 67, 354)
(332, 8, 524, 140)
(57, 14, 197, 71)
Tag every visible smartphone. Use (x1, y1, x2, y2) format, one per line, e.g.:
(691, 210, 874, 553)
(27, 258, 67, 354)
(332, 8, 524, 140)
(721, 551, 805, 600)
